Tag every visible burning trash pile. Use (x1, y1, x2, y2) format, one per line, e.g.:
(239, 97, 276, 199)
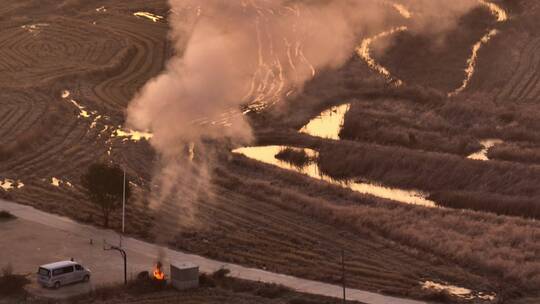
(134, 260, 200, 291)
(133, 261, 168, 291)
(152, 262, 165, 281)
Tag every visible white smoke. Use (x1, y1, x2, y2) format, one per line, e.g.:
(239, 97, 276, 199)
(126, 0, 483, 226)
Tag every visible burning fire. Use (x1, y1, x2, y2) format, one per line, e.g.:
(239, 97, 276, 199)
(153, 262, 165, 280)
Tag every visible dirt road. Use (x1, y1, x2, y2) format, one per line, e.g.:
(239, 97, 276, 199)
(0, 199, 427, 304)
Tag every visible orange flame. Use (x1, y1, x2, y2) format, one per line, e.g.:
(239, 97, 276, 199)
(153, 263, 165, 280)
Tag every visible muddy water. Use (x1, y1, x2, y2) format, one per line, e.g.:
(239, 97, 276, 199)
(467, 139, 503, 161)
(299, 104, 350, 140)
(233, 146, 436, 207)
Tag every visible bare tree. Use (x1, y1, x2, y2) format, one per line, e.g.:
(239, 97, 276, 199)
(81, 163, 131, 228)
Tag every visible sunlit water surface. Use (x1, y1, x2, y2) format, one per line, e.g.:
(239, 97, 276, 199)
(467, 139, 503, 161)
(299, 104, 350, 140)
(422, 281, 495, 301)
(233, 146, 436, 207)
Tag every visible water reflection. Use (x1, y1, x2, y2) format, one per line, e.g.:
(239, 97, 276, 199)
(467, 139, 503, 161)
(299, 104, 350, 140)
(478, 0, 508, 22)
(356, 27, 407, 87)
(422, 281, 495, 301)
(113, 128, 153, 141)
(50, 177, 72, 188)
(133, 12, 164, 22)
(21, 23, 49, 36)
(448, 29, 499, 97)
(67, 99, 91, 118)
(0, 179, 24, 191)
(233, 146, 436, 207)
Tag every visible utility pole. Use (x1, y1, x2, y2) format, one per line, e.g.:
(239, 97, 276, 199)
(122, 169, 126, 234)
(341, 249, 346, 303)
(120, 169, 126, 247)
(104, 241, 127, 285)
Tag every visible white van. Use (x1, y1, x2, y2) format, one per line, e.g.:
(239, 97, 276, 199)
(37, 261, 91, 289)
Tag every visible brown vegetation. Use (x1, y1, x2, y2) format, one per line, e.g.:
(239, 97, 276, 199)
(275, 147, 314, 167)
(315, 139, 540, 219)
(488, 143, 540, 165)
(430, 191, 540, 219)
(378, 6, 494, 92)
(225, 155, 540, 298)
(339, 98, 482, 156)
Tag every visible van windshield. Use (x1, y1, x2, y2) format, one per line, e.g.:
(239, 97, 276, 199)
(38, 267, 50, 277)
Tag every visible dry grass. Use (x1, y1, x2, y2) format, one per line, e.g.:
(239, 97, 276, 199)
(339, 98, 482, 156)
(430, 191, 540, 219)
(488, 144, 540, 164)
(225, 154, 540, 299)
(316, 139, 540, 219)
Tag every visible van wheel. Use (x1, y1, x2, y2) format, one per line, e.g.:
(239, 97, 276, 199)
(54, 281, 60, 289)
(83, 275, 90, 282)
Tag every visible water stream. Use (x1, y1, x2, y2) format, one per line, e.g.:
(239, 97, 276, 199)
(357, 27, 407, 86)
(449, 1, 508, 96)
(233, 146, 436, 207)
(448, 29, 500, 97)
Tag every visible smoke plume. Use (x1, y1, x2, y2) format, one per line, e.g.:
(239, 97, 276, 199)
(126, 0, 483, 229)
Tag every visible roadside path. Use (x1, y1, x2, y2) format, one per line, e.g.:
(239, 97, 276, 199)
(0, 199, 427, 304)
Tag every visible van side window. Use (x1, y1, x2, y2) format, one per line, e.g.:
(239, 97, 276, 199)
(75, 265, 83, 271)
(63, 266, 74, 273)
(52, 269, 63, 276)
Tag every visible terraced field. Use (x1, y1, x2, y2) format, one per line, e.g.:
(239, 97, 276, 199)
(0, 0, 168, 208)
(2, 1, 540, 303)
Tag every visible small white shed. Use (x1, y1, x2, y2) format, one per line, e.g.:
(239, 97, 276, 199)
(170, 262, 199, 290)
